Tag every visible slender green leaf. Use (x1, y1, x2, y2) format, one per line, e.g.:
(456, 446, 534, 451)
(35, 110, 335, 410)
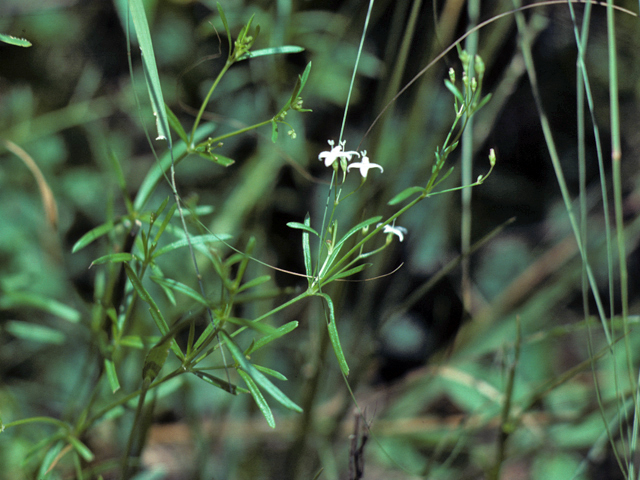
(237, 45, 304, 61)
(474, 92, 493, 112)
(254, 364, 287, 381)
(38, 441, 65, 479)
(194, 150, 236, 167)
(5, 321, 65, 345)
(303, 214, 313, 282)
(237, 275, 271, 294)
(0, 33, 32, 47)
(287, 221, 319, 237)
(226, 316, 276, 334)
(129, 0, 170, 142)
(388, 186, 426, 205)
(317, 293, 349, 375)
(150, 276, 209, 306)
(90, 252, 135, 267)
(0, 291, 80, 323)
(119, 335, 146, 349)
(67, 436, 94, 462)
(245, 321, 298, 355)
(152, 233, 232, 258)
(271, 120, 278, 143)
(152, 203, 177, 245)
(324, 263, 371, 283)
(444, 79, 464, 103)
(123, 263, 184, 360)
(216, 2, 232, 55)
(104, 358, 121, 393)
(319, 216, 381, 277)
(238, 369, 275, 428)
(222, 331, 302, 412)
(72, 221, 120, 253)
(194, 323, 216, 351)
(193, 370, 241, 394)
(142, 335, 173, 383)
(165, 104, 188, 144)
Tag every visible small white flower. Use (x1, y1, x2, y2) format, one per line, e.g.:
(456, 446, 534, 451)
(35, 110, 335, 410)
(347, 150, 383, 178)
(377, 222, 408, 242)
(318, 139, 359, 167)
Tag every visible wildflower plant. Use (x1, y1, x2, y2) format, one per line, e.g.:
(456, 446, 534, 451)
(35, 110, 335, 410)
(0, 0, 496, 477)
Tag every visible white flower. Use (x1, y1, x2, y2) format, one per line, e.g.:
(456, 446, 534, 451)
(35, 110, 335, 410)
(347, 150, 383, 178)
(318, 139, 359, 167)
(377, 222, 408, 242)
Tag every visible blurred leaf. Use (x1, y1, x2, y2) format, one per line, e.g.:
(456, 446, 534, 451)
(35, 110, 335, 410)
(324, 263, 371, 283)
(123, 263, 184, 360)
(193, 370, 242, 394)
(104, 359, 121, 393)
(67, 436, 94, 462)
(165, 104, 188, 145)
(129, 0, 170, 142)
(150, 276, 209, 306)
(216, 2, 232, 55)
(0, 292, 80, 323)
(238, 369, 275, 428)
(237, 45, 304, 61)
(193, 149, 236, 167)
(142, 334, 174, 383)
(287, 221, 319, 237)
(89, 252, 136, 267)
(254, 364, 287, 381)
(152, 233, 232, 259)
(0, 33, 32, 47)
(236, 275, 271, 294)
(72, 221, 121, 253)
(245, 321, 299, 355)
(303, 213, 313, 282)
(319, 216, 382, 278)
(222, 331, 302, 412)
(316, 293, 349, 375)
(388, 186, 426, 205)
(4, 321, 65, 345)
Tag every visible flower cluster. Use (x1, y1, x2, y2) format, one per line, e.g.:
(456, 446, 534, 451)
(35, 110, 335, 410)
(318, 140, 383, 178)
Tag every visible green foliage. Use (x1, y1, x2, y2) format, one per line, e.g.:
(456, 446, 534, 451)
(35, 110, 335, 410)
(1, 0, 640, 479)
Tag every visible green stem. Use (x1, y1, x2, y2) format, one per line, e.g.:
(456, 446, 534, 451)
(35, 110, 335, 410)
(189, 60, 233, 144)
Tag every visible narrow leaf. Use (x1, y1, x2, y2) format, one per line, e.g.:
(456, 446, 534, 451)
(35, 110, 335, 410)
(287, 221, 319, 237)
(72, 222, 120, 253)
(216, 2, 232, 54)
(142, 335, 173, 383)
(0, 292, 80, 323)
(324, 263, 371, 283)
(238, 369, 276, 428)
(254, 364, 287, 381)
(317, 293, 349, 375)
(67, 436, 94, 462)
(236, 275, 271, 294)
(0, 33, 32, 47)
(104, 359, 121, 393)
(444, 79, 464, 103)
(222, 332, 302, 412)
(237, 45, 304, 61)
(165, 104, 189, 144)
(152, 233, 232, 258)
(303, 214, 313, 281)
(150, 276, 209, 306)
(129, 0, 170, 141)
(193, 370, 240, 394)
(90, 252, 135, 267)
(5, 321, 65, 345)
(245, 321, 299, 355)
(388, 186, 426, 205)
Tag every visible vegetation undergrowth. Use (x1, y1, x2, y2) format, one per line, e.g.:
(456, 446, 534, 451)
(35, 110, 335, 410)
(1, 0, 640, 479)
